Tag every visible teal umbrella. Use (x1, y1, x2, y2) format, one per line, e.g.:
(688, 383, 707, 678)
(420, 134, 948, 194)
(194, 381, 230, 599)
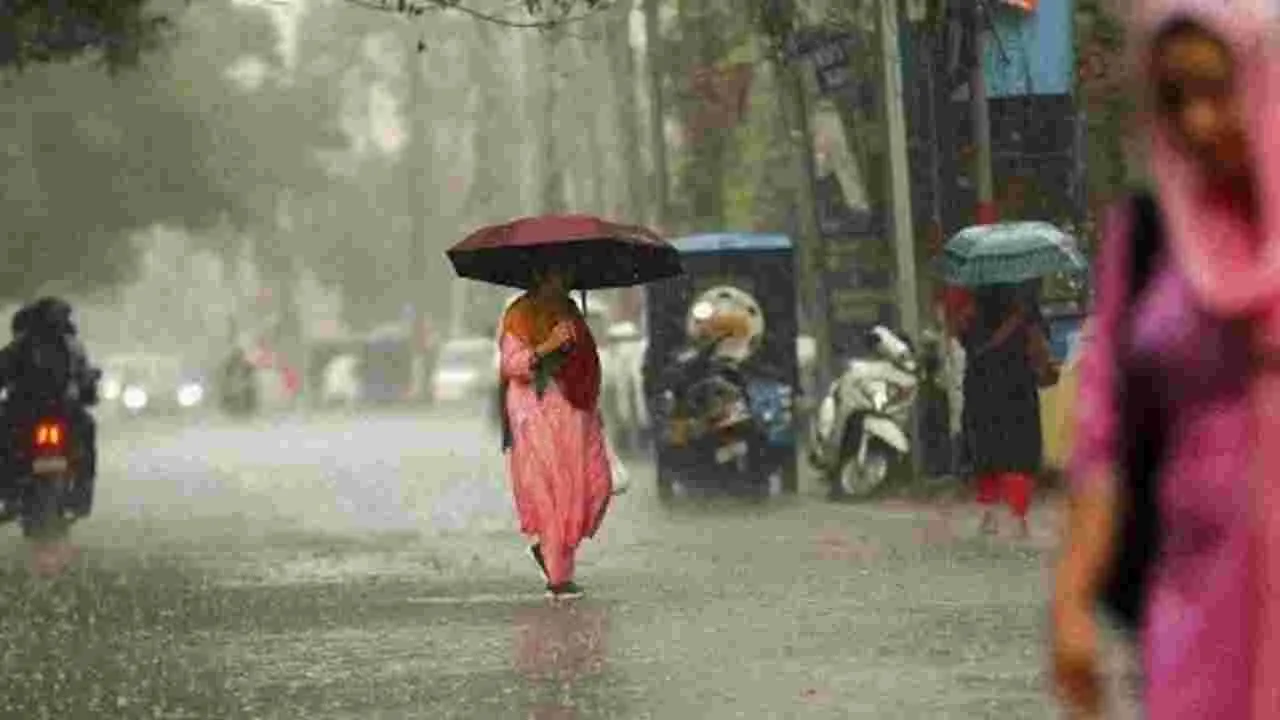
(939, 221, 1087, 286)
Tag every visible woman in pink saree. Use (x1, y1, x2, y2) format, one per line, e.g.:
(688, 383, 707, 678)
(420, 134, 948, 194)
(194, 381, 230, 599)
(1052, 2, 1280, 717)
(498, 266, 612, 600)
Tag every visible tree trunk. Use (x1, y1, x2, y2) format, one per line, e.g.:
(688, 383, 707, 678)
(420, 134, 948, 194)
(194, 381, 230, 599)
(456, 21, 520, 334)
(463, 21, 509, 226)
(1076, 0, 1134, 249)
(758, 0, 830, 381)
(642, 0, 669, 229)
(540, 25, 568, 214)
(574, 29, 608, 214)
(674, 0, 729, 232)
(605, 0, 647, 223)
(403, 32, 438, 333)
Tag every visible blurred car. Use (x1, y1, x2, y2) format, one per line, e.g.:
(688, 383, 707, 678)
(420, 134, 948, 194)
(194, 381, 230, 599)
(100, 353, 207, 417)
(431, 336, 497, 404)
(320, 353, 362, 408)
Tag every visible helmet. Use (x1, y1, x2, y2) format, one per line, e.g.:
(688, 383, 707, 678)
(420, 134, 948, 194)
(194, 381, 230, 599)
(684, 286, 765, 363)
(31, 296, 73, 333)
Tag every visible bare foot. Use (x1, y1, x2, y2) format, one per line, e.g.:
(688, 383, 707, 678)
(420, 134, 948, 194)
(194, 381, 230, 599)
(979, 511, 997, 536)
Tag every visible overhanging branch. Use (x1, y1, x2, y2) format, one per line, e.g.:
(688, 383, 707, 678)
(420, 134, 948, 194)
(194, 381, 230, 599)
(339, 0, 612, 28)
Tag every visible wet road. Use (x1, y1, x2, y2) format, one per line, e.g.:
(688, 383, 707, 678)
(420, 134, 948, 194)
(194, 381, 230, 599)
(0, 408, 1128, 718)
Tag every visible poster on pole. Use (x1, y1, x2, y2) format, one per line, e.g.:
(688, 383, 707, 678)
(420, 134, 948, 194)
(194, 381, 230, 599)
(810, 101, 894, 361)
(812, 108, 877, 237)
(821, 235, 897, 362)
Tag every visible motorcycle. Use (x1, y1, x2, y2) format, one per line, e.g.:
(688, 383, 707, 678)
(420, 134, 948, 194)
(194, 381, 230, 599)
(653, 335, 792, 500)
(219, 354, 258, 417)
(808, 326, 919, 500)
(0, 405, 89, 539)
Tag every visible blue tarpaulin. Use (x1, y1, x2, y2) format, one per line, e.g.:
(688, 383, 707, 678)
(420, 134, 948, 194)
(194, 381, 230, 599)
(672, 233, 793, 254)
(982, 0, 1075, 98)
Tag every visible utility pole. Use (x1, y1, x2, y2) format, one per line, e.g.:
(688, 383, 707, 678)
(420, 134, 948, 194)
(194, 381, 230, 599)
(760, 0, 830, 386)
(879, 0, 919, 344)
(778, 58, 830, 385)
(879, 0, 922, 481)
(643, 0, 669, 229)
(971, 1, 997, 225)
(405, 27, 431, 400)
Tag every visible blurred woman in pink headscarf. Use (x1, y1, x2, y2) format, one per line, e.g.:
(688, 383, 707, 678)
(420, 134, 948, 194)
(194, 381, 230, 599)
(1051, 1, 1280, 717)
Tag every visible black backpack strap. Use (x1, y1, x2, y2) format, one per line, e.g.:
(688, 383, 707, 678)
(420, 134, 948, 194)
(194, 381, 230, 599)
(1128, 191, 1163, 301)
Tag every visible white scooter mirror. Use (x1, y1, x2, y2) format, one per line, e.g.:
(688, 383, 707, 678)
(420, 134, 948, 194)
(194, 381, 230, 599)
(869, 326, 910, 359)
(868, 380, 889, 411)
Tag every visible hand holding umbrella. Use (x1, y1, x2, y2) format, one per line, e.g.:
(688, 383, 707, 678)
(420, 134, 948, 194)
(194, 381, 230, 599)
(540, 321, 577, 356)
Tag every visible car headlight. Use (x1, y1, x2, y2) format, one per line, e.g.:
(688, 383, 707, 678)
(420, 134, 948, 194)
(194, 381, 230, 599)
(177, 383, 204, 408)
(122, 386, 148, 410)
(101, 378, 122, 400)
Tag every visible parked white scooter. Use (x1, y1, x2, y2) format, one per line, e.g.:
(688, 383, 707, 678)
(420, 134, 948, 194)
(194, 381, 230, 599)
(808, 325, 919, 500)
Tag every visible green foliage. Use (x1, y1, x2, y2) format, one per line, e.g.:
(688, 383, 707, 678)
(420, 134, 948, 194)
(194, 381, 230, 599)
(523, 0, 607, 14)
(1076, 0, 1135, 217)
(0, 0, 343, 303)
(722, 37, 785, 232)
(370, 0, 611, 27)
(0, 0, 169, 70)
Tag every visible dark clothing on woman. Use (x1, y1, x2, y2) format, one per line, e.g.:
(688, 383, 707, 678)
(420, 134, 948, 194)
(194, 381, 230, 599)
(960, 285, 1042, 476)
(918, 337, 954, 476)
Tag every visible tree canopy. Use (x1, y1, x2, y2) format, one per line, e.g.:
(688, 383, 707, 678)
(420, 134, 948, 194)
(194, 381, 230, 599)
(0, 0, 169, 70)
(0, 0, 344, 303)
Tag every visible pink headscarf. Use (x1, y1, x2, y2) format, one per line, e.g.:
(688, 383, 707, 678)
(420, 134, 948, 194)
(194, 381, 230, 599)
(1133, 0, 1280, 330)
(1132, 2, 1280, 715)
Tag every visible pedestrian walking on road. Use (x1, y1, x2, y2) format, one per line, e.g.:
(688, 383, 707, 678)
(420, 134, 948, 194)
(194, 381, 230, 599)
(959, 283, 1050, 538)
(1053, 3, 1280, 717)
(498, 263, 613, 600)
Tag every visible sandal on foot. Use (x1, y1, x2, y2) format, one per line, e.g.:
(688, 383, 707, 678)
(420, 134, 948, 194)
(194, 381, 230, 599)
(545, 582, 584, 600)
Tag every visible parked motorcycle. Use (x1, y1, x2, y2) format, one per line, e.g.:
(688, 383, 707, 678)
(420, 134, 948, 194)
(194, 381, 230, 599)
(808, 326, 919, 500)
(0, 407, 90, 539)
(652, 334, 792, 500)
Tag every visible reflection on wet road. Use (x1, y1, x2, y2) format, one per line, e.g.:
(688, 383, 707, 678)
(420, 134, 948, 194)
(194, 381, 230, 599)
(0, 409, 1115, 718)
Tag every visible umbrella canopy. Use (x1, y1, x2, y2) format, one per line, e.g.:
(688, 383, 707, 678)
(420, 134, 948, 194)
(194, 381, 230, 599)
(938, 221, 1087, 287)
(447, 214, 683, 290)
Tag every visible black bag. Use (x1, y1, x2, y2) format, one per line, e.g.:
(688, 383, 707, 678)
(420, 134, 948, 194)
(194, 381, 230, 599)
(1099, 191, 1166, 632)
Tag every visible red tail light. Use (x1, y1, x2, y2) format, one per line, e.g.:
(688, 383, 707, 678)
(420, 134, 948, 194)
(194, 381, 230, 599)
(34, 421, 66, 450)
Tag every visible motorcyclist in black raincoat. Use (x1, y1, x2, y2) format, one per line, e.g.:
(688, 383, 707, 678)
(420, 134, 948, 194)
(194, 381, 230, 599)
(0, 297, 100, 515)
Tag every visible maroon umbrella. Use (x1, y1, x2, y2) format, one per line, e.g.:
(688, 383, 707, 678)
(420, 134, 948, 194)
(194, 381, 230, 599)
(446, 214, 683, 290)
